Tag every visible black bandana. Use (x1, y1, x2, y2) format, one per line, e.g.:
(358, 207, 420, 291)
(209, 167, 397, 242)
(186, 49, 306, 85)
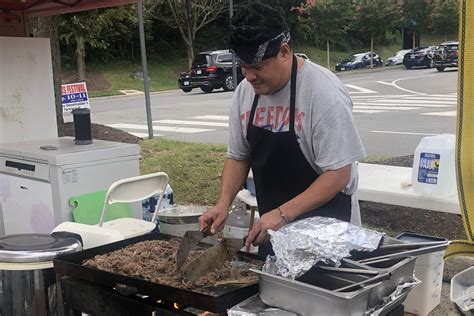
(232, 31, 291, 65)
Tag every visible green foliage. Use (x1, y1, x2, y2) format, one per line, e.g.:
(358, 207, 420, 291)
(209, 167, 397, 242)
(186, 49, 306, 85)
(353, 0, 401, 46)
(431, 0, 459, 38)
(304, 0, 356, 48)
(402, 0, 433, 33)
(59, 5, 141, 63)
(55, 0, 456, 68)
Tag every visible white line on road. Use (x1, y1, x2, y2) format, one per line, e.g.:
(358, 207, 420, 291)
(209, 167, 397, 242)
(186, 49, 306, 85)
(371, 130, 437, 136)
(404, 96, 457, 101)
(353, 102, 449, 108)
(376, 99, 456, 105)
(350, 94, 413, 99)
(345, 84, 377, 94)
(193, 115, 229, 121)
(154, 119, 228, 127)
(353, 105, 420, 110)
(422, 111, 457, 117)
(353, 109, 383, 114)
(377, 74, 435, 95)
(108, 123, 214, 134)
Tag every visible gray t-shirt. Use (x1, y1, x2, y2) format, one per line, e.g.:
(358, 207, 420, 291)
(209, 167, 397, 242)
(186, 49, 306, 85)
(227, 60, 366, 195)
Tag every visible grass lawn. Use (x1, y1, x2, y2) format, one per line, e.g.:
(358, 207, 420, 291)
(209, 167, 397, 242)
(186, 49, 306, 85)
(139, 137, 390, 206)
(140, 138, 227, 206)
(87, 57, 188, 97)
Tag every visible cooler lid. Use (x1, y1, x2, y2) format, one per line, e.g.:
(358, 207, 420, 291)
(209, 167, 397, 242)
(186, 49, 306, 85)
(0, 234, 82, 263)
(0, 137, 140, 166)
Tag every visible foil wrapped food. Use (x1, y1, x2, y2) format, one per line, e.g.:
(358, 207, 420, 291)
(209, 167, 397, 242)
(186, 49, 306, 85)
(262, 217, 383, 279)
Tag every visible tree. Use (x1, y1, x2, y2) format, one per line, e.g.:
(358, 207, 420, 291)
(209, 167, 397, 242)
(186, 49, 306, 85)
(431, 0, 458, 41)
(354, 0, 400, 67)
(402, 0, 433, 48)
(59, 10, 110, 81)
(305, 0, 355, 69)
(151, 0, 228, 69)
(260, 0, 312, 44)
(59, 6, 139, 81)
(29, 16, 64, 127)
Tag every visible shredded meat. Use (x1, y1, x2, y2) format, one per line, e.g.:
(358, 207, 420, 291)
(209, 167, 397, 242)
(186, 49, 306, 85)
(82, 238, 262, 293)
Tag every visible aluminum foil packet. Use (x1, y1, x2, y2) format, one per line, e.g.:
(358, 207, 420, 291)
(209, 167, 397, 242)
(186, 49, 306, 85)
(262, 216, 383, 279)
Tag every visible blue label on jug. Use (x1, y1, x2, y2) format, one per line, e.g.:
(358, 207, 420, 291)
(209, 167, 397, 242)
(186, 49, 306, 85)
(418, 152, 440, 184)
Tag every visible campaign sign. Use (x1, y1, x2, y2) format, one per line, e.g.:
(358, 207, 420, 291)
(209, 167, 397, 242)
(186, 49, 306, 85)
(61, 82, 90, 112)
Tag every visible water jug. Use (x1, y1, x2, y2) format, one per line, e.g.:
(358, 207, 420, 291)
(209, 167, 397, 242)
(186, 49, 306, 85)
(412, 134, 456, 198)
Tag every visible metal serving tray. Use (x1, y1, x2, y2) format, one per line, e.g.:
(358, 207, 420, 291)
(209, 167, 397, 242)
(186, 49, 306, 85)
(54, 233, 263, 313)
(251, 256, 417, 316)
(251, 268, 381, 316)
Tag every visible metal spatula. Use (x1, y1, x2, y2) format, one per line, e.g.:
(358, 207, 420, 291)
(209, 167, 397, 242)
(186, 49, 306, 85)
(184, 237, 245, 282)
(176, 229, 210, 270)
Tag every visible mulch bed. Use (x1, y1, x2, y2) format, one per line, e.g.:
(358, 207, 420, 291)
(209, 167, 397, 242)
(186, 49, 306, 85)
(58, 124, 465, 241)
(61, 71, 111, 91)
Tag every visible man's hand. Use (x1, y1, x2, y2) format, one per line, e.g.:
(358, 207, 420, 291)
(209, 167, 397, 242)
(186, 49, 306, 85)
(245, 209, 287, 247)
(198, 204, 229, 234)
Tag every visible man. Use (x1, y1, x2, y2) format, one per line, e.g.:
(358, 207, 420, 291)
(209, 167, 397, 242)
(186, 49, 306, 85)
(199, 2, 366, 256)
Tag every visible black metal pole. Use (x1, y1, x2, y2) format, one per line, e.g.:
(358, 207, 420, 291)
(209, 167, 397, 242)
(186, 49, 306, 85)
(230, 0, 238, 89)
(137, 1, 154, 139)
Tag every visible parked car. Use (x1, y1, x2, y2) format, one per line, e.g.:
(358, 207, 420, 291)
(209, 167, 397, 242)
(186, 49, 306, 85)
(403, 46, 436, 69)
(385, 49, 411, 66)
(433, 41, 458, 72)
(178, 49, 243, 93)
(335, 52, 383, 71)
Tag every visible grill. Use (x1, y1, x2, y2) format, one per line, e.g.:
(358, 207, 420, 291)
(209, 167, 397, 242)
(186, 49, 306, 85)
(54, 233, 262, 315)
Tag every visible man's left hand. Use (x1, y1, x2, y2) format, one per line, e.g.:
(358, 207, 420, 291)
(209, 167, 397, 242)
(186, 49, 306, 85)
(245, 209, 287, 247)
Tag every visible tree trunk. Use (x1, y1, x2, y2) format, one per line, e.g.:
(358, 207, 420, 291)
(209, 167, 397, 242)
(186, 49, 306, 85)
(412, 30, 416, 49)
(75, 33, 87, 81)
(326, 40, 330, 70)
(370, 35, 374, 68)
(186, 41, 194, 70)
(28, 16, 64, 127)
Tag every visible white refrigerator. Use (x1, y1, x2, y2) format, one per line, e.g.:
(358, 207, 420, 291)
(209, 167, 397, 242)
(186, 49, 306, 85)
(0, 137, 141, 236)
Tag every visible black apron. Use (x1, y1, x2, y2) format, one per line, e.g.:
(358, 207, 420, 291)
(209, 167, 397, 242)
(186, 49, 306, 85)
(246, 55, 351, 257)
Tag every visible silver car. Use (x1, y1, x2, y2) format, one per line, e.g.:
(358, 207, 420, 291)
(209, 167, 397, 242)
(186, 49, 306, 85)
(385, 49, 411, 66)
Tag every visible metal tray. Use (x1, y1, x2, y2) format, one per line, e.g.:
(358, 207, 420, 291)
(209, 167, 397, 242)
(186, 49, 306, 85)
(54, 233, 263, 313)
(252, 268, 381, 316)
(251, 256, 417, 316)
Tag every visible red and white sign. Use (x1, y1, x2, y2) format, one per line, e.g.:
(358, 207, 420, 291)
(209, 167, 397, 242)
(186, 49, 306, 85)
(61, 82, 90, 112)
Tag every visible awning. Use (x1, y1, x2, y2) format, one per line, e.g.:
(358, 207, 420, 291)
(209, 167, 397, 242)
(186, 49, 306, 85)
(0, 0, 137, 17)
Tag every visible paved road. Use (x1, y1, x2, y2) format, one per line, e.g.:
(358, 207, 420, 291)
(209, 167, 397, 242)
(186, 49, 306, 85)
(83, 66, 457, 158)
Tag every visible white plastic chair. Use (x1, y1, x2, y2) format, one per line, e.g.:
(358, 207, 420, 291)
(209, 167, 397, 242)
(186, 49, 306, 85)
(53, 172, 169, 249)
(98, 172, 169, 237)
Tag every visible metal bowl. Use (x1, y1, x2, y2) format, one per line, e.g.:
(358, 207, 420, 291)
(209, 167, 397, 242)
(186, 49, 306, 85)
(156, 205, 207, 224)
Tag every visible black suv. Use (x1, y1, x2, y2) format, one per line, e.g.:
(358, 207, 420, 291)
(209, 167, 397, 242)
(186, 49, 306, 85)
(433, 41, 459, 72)
(178, 50, 243, 93)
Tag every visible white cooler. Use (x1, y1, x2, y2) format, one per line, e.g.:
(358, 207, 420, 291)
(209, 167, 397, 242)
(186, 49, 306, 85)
(396, 232, 447, 315)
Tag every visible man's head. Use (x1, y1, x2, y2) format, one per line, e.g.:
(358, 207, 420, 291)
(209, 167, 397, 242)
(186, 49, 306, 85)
(230, 2, 293, 95)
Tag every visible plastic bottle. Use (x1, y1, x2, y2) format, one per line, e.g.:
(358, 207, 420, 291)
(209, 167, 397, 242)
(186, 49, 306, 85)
(412, 134, 456, 198)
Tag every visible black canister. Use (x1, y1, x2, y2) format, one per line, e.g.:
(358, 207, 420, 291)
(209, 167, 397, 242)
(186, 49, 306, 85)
(72, 108, 93, 145)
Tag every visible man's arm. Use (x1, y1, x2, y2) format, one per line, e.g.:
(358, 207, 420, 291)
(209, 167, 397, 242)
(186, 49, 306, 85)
(199, 158, 250, 234)
(245, 164, 351, 247)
